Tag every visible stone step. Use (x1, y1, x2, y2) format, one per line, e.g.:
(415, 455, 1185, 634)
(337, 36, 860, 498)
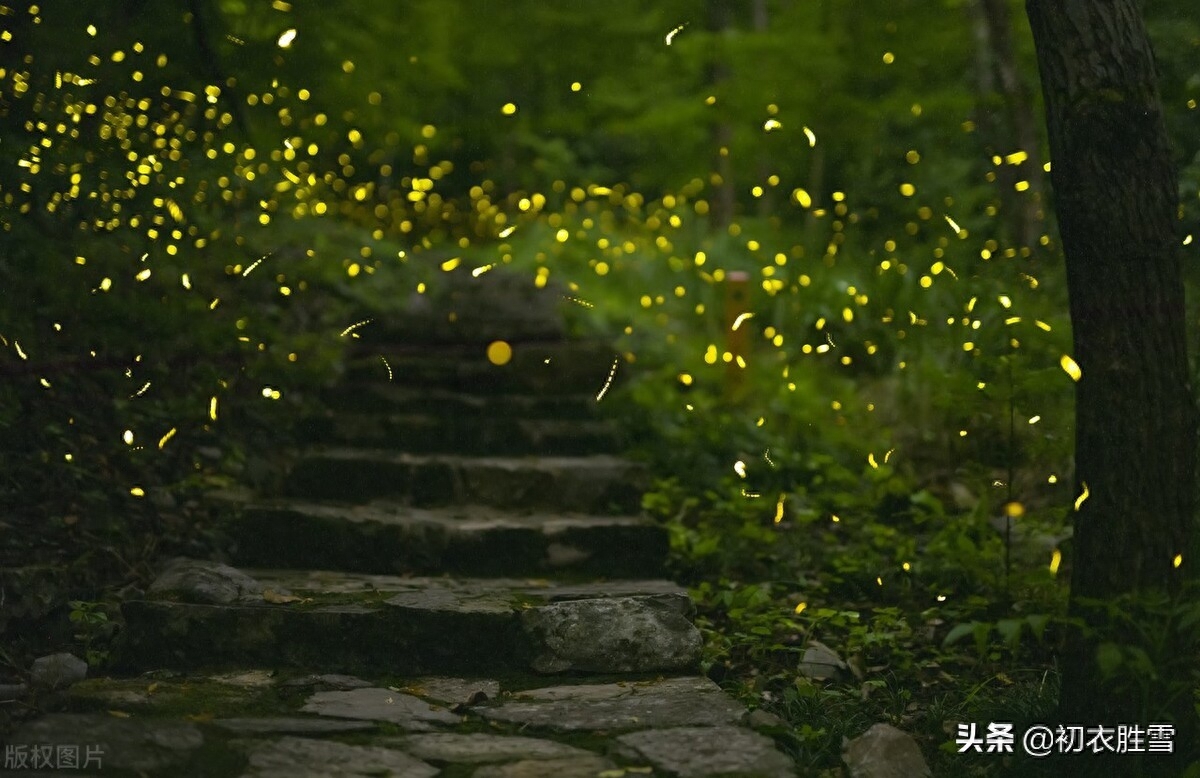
(296, 412, 622, 456)
(285, 450, 646, 514)
(321, 384, 599, 418)
(10, 672, 794, 777)
(118, 560, 701, 676)
(220, 499, 667, 578)
(343, 340, 623, 396)
(353, 268, 571, 345)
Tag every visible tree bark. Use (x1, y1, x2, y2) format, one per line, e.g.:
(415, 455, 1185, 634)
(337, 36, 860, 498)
(1025, 0, 1197, 767)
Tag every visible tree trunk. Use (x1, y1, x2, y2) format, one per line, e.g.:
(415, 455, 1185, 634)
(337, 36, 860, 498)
(706, 0, 735, 230)
(972, 0, 1043, 251)
(1025, 0, 1197, 768)
(752, 0, 775, 218)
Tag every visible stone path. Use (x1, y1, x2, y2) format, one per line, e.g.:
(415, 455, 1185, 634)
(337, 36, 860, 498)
(6, 273, 798, 776)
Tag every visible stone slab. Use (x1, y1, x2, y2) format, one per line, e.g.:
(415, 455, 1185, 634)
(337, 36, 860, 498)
(397, 676, 500, 705)
(473, 676, 747, 733)
(522, 594, 701, 673)
(8, 713, 203, 773)
(14, 673, 798, 775)
(240, 735, 437, 778)
(388, 732, 594, 764)
(285, 449, 646, 514)
(321, 384, 597, 419)
(65, 674, 271, 716)
(471, 755, 618, 778)
(615, 725, 796, 777)
(300, 687, 459, 729)
(224, 499, 666, 577)
(211, 717, 376, 734)
(119, 562, 696, 676)
(279, 673, 373, 691)
(299, 412, 621, 456)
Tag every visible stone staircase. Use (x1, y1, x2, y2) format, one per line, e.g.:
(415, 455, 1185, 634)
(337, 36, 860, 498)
(6, 273, 797, 777)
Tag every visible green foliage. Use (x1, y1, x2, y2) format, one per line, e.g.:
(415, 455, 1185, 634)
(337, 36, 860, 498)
(68, 600, 115, 667)
(1073, 585, 1200, 726)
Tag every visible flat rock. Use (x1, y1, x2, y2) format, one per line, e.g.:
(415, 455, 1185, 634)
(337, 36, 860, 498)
(843, 723, 931, 778)
(474, 676, 746, 733)
(398, 676, 500, 705)
(9, 713, 203, 773)
(285, 450, 645, 514)
(615, 725, 795, 777)
(300, 411, 621, 456)
(224, 499, 666, 578)
(300, 687, 460, 729)
(148, 557, 263, 604)
(521, 594, 701, 673)
(240, 735, 437, 778)
(66, 674, 268, 715)
(208, 669, 277, 687)
(321, 384, 597, 419)
(211, 717, 375, 735)
(471, 755, 618, 778)
(121, 566, 691, 675)
(280, 673, 373, 691)
(390, 732, 594, 763)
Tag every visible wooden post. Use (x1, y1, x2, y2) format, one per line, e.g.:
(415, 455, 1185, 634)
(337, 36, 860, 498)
(723, 271, 750, 398)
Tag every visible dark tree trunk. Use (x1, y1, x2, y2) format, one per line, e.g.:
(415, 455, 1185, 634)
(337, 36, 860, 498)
(1026, 0, 1197, 768)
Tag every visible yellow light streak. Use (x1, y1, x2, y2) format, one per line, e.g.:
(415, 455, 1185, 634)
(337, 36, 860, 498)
(339, 319, 373, 337)
(1074, 482, 1089, 511)
(595, 357, 619, 401)
(1060, 354, 1082, 382)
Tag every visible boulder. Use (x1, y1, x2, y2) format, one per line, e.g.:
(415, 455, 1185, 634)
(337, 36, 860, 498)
(148, 558, 263, 605)
(843, 723, 931, 778)
(798, 639, 848, 681)
(30, 652, 87, 689)
(520, 594, 701, 673)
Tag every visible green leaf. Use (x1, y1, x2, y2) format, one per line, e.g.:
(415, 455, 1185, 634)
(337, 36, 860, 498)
(996, 619, 1024, 650)
(943, 621, 978, 648)
(1026, 614, 1051, 643)
(1096, 642, 1123, 678)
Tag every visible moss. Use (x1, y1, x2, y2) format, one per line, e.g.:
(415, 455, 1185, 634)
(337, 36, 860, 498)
(65, 675, 301, 719)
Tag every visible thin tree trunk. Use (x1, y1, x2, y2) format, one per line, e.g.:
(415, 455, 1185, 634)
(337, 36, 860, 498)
(1026, 0, 1197, 769)
(752, 0, 774, 218)
(974, 0, 1042, 251)
(706, 0, 735, 230)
